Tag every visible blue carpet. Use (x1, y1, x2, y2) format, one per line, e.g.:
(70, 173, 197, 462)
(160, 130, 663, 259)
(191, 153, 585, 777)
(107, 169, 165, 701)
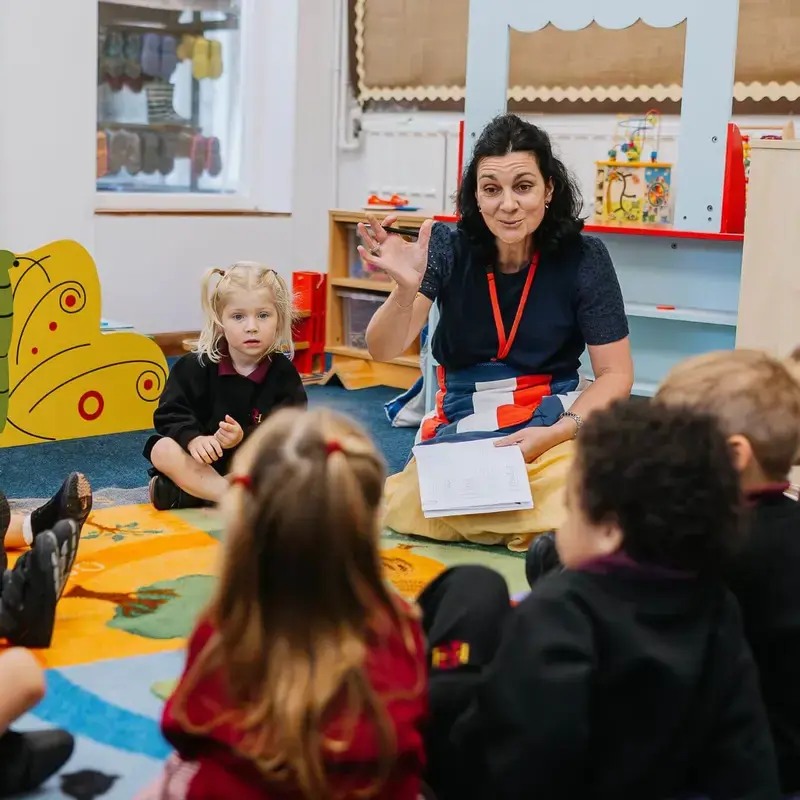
(0, 385, 416, 498)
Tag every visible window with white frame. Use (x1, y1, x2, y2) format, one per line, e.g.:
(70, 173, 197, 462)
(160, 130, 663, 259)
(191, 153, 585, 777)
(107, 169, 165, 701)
(96, 0, 243, 195)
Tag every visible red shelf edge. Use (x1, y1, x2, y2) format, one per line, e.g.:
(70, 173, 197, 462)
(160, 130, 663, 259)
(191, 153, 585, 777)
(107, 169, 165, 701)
(583, 224, 743, 242)
(433, 215, 743, 243)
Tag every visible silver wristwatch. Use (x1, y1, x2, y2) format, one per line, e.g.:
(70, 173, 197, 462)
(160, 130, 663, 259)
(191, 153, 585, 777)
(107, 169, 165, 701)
(559, 411, 583, 437)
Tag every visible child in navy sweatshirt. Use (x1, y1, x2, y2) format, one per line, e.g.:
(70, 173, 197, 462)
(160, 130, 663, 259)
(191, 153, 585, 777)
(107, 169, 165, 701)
(656, 347, 800, 794)
(145, 262, 306, 510)
(421, 401, 780, 799)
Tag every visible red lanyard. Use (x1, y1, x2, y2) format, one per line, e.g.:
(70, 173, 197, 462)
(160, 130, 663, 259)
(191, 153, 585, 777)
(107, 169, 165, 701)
(486, 251, 540, 361)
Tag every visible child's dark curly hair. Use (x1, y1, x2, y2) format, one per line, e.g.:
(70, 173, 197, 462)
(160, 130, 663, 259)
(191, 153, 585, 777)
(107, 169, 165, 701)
(575, 400, 742, 574)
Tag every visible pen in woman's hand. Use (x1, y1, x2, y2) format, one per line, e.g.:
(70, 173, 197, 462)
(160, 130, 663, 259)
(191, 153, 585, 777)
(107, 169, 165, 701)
(368, 225, 421, 240)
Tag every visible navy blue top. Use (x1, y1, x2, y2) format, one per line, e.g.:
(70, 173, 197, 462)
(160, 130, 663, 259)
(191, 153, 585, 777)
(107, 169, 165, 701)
(419, 223, 629, 377)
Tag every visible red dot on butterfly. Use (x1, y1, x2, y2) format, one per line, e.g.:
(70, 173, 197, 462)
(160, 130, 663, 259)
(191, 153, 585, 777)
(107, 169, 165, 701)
(31, 347, 38, 355)
(49, 322, 57, 331)
(65, 295, 76, 308)
(143, 379, 153, 391)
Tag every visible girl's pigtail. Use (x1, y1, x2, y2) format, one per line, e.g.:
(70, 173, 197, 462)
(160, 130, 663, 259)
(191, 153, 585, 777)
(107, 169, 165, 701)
(264, 269, 295, 359)
(194, 267, 227, 364)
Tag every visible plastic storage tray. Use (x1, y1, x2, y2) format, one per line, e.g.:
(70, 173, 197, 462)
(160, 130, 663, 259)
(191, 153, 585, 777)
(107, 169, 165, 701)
(339, 289, 386, 350)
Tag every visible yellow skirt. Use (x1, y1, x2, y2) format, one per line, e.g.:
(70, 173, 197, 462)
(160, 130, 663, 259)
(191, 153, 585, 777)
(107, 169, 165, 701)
(382, 440, 575, 552)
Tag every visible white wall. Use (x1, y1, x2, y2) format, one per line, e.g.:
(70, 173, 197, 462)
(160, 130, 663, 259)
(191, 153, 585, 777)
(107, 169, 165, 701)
(0, 1, 97, 252)
(94, 215, 294, 331)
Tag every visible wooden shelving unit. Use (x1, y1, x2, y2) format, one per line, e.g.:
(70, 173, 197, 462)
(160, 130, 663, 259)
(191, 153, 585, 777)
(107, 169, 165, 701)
(737, 139, 800, 353)
(736, 138, 800, 488)
(324, 209, 434, 390)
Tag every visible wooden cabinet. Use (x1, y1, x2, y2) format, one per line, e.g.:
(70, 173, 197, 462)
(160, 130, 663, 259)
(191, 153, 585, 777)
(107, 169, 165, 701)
(737, 139, 800, 354)
(324, 209, 431, 390)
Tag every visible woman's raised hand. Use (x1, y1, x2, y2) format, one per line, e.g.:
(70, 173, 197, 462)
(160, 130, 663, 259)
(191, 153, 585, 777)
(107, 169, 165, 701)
(356, 214, 434, 294)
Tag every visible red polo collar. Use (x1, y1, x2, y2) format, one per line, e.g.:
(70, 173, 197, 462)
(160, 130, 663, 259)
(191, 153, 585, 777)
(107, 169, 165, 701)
(218, 344, 271, 384)
(745, 482, 791, 504)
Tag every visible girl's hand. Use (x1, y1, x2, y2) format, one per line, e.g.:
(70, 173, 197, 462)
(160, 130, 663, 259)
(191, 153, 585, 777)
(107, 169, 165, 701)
(356, 214, 434, 294)
(215, 415, 244, 449)
(494, 427, 562, 463)
(188, 435, 223, 464)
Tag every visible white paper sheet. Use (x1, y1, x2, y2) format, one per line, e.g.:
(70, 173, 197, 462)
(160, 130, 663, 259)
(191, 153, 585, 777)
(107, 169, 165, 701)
(412, 438, 534, 518)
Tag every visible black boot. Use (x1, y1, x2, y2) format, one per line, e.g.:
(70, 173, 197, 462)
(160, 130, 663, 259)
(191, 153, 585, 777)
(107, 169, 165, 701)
(0, 492, 8, 573)
(149, 475, 208, 511)
(29, 473, 93, 540)
(0, 728, 74, 797)
(525, 531, 562, 589)
(0, 491, 9, 549)
(49, 519, 80, 600)
(0, 530, 59, 648)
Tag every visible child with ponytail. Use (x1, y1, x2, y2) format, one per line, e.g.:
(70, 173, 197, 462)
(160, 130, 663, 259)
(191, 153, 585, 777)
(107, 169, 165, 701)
(141, 408, 427, 799)
(144, 262, 307, 510)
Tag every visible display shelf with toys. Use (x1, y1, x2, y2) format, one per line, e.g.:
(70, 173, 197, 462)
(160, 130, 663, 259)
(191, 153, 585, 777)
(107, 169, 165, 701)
(322, 210, 429, 391)
(96, 2, 233, 191)
(433, 120, 748, 399)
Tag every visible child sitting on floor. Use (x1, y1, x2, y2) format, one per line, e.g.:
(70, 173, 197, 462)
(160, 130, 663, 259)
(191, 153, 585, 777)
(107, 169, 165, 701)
(421, 401, 780, 799)
(145, 262, 307, 510)
(140, 408, 427, 799)
(656, 348, 800, 795)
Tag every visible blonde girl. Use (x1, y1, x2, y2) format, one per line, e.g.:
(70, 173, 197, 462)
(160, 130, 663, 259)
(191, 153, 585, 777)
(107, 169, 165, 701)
(142, 408, 427, 800)
(144, 262, 307, 510)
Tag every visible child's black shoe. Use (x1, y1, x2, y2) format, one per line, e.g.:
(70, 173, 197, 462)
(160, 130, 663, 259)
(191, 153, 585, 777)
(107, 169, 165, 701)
(525, 530, 562, 589)
(149, 475, 207, 511)
(30, 473, 92, 539)
(0, 728, 74, 797)
(0, 492, 9, 572)
(0, 490, 9, 548)
(50, 519, 80, 600)
(1, 530, 59, 648)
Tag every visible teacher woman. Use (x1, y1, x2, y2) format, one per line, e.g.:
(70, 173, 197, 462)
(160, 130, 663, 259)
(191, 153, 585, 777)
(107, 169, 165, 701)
(360, 113, 633, 551)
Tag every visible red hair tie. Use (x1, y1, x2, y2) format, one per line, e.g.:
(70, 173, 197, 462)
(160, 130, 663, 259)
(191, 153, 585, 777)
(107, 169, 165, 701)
(325, 441, 343, 457)
(231, 475, 252, 491)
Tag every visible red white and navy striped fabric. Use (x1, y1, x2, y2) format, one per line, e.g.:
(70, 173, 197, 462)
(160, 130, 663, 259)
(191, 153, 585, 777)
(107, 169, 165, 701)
(419, 362, 582, 444)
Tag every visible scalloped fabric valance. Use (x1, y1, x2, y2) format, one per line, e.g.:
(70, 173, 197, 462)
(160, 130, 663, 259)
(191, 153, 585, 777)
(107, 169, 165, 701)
(355, 0, 800, 104)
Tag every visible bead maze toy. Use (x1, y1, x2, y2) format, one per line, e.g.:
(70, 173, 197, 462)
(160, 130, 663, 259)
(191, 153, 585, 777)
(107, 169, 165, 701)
(0, 240, 168, 448)
(594, 110, 673, 225)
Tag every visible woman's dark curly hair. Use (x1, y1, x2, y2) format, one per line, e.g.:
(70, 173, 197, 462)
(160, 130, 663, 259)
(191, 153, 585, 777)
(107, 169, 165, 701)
(575, 400, 742, 575)
(457, 113, 584, 264)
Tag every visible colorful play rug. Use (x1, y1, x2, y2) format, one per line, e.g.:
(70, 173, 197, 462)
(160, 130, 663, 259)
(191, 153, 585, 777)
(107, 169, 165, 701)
(8, 495, 525, 800)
